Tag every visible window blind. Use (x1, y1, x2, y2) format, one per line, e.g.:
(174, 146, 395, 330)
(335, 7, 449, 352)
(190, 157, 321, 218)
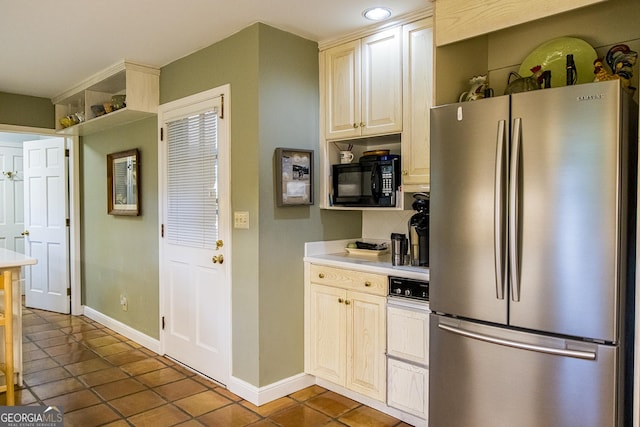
(166, 109, 219, 248)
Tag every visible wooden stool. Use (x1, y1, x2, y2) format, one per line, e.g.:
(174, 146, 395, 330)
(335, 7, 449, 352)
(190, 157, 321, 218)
(0, 270, 14, 405)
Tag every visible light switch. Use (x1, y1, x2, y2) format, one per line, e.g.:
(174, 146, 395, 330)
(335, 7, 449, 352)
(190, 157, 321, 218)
(234, 211, 249, 229)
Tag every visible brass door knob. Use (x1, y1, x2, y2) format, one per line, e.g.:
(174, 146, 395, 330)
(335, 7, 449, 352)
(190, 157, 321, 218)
(212, 255, 224, 264)
(216, 240, 224, 250)
(21, 230, 29, 236)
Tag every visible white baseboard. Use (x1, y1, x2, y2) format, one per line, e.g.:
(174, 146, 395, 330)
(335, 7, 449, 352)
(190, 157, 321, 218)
(227, 373, 316, 406)
(81, 305, 161, 354)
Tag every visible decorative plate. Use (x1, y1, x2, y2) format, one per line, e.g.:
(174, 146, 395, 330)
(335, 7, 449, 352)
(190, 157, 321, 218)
(518, 37, 598, 88)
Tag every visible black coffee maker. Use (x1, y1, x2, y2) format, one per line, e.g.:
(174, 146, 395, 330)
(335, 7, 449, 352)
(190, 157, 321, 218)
(408, 193, 429, 267)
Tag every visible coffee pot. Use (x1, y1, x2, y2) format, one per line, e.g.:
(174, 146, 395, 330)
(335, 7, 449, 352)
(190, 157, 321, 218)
(408, 193, 429, 267)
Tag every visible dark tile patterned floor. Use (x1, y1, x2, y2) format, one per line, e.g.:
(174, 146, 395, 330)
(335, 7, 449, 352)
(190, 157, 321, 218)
(2, 306, 411, 427)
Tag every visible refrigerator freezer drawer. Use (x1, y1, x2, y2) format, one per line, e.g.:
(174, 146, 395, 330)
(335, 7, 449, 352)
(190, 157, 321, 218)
(429, 315, 619, 427)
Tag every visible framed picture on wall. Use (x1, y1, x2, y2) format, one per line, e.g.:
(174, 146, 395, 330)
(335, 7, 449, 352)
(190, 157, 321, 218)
(274, 148, 313, 207)
(107, 149, 140, 216)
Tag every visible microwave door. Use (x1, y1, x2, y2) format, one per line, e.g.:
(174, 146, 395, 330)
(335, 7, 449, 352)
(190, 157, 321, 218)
(333, 164, 364, 205)
(370, 162, 381, 202)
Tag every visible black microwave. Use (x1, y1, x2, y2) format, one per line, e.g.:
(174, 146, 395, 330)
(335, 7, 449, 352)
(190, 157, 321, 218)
(332, 156, 400, 207)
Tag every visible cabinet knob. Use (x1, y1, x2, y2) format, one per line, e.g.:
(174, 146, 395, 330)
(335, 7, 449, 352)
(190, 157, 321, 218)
(344, 300, 351, 305)
(318, 273, 325, 279)
(338, 298, 344, 303)
(364, 281, 372, 287)
(402, 170, 408, 176)
(352, 123, 358, 128)
(359, 122, 365, 127)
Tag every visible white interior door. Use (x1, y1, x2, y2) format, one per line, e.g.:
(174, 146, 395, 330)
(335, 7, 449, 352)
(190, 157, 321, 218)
(0, 144, 25, 253)
(23, 138, 70, 313)
(159, 86, 230, 386)
(0, 144, 26, 293)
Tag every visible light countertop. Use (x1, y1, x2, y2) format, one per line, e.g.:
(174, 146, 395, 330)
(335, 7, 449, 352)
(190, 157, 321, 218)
(304, 239, 429, 281)
(0, 248, 37, 269)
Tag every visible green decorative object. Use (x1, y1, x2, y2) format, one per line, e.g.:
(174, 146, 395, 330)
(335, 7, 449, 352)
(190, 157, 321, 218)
(519, 37, 597, 88)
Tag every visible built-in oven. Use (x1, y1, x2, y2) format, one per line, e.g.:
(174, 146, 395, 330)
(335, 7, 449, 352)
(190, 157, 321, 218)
(387, 276, 430, 425)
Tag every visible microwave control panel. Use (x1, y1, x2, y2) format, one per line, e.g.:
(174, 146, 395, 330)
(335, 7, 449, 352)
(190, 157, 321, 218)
(380, 163, 396, 206)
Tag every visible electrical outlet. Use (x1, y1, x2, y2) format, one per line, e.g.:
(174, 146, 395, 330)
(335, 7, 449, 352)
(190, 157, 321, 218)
(234, 211, 249, 229)
(120, 294, 128, 311)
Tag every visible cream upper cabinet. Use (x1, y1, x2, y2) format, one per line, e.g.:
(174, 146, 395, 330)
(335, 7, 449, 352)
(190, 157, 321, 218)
(401, 18, 434, 192)
(306, 264, 387, 401)
(322, 27, 402, 140)
(434, 0, 608, 46)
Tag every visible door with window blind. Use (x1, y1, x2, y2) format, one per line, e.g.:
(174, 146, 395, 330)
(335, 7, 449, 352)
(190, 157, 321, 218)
(159, 87, 230, 385)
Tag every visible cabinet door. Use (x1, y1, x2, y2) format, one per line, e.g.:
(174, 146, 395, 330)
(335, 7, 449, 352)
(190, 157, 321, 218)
(387, 305, 429, 365)
(347, 291, 386, 401)
(435, 0, 606, 46)
(387, 358, 428, 420)
(361, 27, 402, 136)
(323, 40, 362, 140)
(308, 284, 347, 385)
(401, 19, 433, 191)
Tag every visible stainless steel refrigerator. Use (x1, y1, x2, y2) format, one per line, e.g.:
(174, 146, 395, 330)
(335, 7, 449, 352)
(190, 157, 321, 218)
(428, 80, 637, 427)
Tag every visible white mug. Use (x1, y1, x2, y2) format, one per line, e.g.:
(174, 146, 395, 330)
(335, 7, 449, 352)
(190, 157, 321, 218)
(340, 151, 354, 164)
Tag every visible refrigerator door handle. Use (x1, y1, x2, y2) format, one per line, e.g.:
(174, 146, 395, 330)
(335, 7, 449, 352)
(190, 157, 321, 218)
(438, 323, 597, 360)
(494, 120, 506, 300)
(509, 117, 522, 302)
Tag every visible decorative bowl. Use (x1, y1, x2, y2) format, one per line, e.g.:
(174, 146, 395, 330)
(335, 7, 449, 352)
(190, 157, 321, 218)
(111, 94, 126, 110)
(60, 116, 74, 128)
(91, 104, 105, 117)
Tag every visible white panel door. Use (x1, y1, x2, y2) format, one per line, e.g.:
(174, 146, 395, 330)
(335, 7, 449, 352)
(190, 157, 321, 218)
(0, 145, 25, 253)
(23, 138, 70, 313)
(159, 87, 230, 386)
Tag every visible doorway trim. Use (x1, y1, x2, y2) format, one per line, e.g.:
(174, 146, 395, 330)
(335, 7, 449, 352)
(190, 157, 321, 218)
(0, 124, 81, 315)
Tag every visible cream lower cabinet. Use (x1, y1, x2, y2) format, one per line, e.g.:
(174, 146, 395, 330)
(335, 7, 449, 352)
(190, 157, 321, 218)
(386, 304, 430, 420)
(306, 264, 387, 401)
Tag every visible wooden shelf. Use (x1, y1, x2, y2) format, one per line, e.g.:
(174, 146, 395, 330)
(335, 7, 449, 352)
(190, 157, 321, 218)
(52, 60, 159, 136)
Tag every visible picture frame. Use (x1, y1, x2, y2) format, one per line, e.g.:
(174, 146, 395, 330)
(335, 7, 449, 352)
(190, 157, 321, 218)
(274, 148, 313, 207)
(107, 149, 140, 216)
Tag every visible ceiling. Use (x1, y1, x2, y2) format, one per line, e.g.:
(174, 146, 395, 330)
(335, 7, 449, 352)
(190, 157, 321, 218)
(2, 0, 431, 100)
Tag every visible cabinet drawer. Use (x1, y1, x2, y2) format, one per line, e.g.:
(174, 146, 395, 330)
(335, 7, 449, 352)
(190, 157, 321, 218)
(387, 357, 428, 419)
(387, 305, 429, 365)
(310, 265, 387, 296)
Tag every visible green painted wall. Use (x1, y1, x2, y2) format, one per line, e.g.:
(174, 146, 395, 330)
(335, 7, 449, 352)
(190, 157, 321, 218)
(161, 23, 361, 386)
(0, 91, 54, 129)
(81, 117, 159, 338)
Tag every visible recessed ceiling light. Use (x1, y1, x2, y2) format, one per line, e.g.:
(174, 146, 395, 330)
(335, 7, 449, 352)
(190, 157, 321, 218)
(363, 7, 392, 21)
